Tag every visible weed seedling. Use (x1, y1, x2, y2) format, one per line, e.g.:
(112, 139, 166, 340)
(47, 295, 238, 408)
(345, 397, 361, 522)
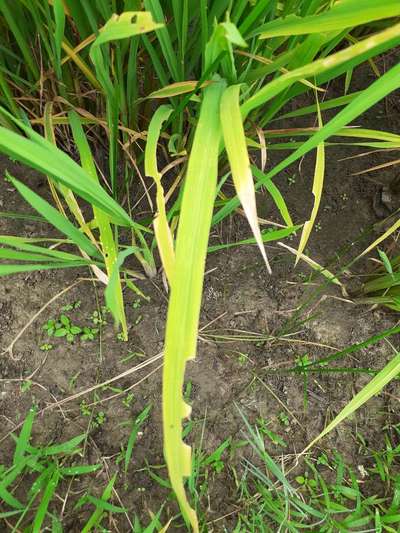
(91, 306, 109, 326)
(278, 411, 290, 427)
(81, 326, 99, 341)
(132, 298, 141, 309)
(69, 371, 80, 391)
(122, 392, 135, 408)
(120, 351, 146, 363)
(257, 418, 287, 447)
(43, 314, 81, 343)
(0, 408, 102, 531)
(20, 380, 33, 393)
(39, 342, 53, 351)
(61, 300, 81, 311)
(295, 471, 318, 489)
(80, 399, 91, 417)
(93, 411, 106, 428)
(123, 405, 151, 473)
(237, 352, 249, 365)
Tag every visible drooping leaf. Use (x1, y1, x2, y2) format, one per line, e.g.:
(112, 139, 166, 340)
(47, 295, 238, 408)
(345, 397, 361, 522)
(296, 97, 325, 264)
(145, 105, 175, 283)
(220, 84, 271, 273)
(7, 174, 101, 259)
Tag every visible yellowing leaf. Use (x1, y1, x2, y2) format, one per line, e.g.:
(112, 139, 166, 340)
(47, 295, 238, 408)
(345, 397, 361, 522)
(163, 79, 225, 533)
(280, 242, 342, 287)
(145, 105, 175, 284)
(358, 218, 400, 260)
(296, 97, 325, 264)
(94, 12, 163, 47)
(220, 84, 271, 273)
(148, 80, 212, 99)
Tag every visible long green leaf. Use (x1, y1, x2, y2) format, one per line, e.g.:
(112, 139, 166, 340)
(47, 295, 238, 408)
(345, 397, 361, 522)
(81, 474, 117, 533)
(256, 0, 400, 39)
(163, 78, 225, 533)
(242, 22, 400, 116)
(69, 110, 128, 339)
(32, 469, 60, 533)
(305, 351, 400, 452)
(7, 174, 100, 259)
(0, 115, 133, 227)
(13, 408, 35, 465)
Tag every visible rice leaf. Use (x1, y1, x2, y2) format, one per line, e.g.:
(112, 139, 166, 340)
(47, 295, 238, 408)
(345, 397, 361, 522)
(53, 0, 66, 80)
(7, 174, 100, 259)
(296, 97, 325, 264)
(216, 58, 400, 224)
(257, 0, 400, 39)
(208, 225, 300, 253)
(104, 247, 138, 334)
(69, 110, 128, 339)
(163, 78, 225, 533)
(0, 236, 90, 262)
(279, 242, 342, 287)
(148, 80, 211, 99)
(145, 105, 175, 283)
(93, 11, 162, 46)
(220, 84, 271, 273)
(0, 112, 133, 227)
(305, 351, 400, 452)
(0, 262, 98, 277)
(357, 218, 400, 261)
(242, 22, 400, 117)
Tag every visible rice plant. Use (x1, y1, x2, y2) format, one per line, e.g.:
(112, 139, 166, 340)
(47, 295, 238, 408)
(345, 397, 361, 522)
(0, 1, 400, 529)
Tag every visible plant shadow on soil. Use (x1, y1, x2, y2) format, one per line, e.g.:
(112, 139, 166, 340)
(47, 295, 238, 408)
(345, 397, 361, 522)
(0, 60, 400, 531)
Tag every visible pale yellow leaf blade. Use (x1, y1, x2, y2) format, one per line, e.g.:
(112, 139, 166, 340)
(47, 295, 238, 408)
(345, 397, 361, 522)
(220, 84, 272, 274)
(296, 96, 325, 265)
(145, 105, 175, 283)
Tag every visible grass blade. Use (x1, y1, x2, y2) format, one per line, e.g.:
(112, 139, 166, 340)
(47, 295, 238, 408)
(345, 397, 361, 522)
(305, 351, 400, 452)
(13, 408, 35, 465)
(124, 405, 152, 474)
(81, 474, 117, 533)
(32, 469, 60, 533)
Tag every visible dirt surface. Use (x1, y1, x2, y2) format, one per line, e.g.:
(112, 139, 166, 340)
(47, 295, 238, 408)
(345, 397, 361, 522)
(1, 59, 400, 531)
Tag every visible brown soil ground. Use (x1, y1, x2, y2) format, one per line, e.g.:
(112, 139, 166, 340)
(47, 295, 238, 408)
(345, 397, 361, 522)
(0, 58, 400, 532)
